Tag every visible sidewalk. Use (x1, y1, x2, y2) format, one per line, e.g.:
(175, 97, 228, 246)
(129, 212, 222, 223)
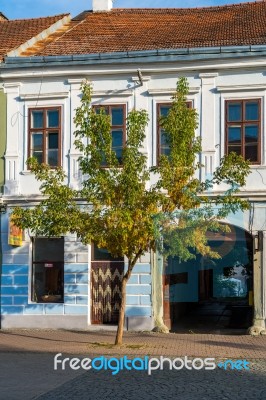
(0, 328, 266, 358)
(0, 329, 266, 400)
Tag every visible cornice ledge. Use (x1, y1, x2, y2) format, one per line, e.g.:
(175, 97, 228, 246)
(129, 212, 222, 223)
(148, 87, 200, 95)
(91, 89, 133, 97)
(199, 72, 219, 78)
(217, 83, 266, 92)
(20, 92, 69, 100)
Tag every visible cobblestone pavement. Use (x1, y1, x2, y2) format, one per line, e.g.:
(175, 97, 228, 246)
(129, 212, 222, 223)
(0, 329, 265, 399)
(35, 361, 266, 400)
(0, 329, 266, 358)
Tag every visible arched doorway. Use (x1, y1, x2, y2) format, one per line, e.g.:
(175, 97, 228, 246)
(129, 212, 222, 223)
(163, 225, 254, 332)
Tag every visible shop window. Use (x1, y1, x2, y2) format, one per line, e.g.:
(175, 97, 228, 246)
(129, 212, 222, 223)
(32, 237, 64, 303)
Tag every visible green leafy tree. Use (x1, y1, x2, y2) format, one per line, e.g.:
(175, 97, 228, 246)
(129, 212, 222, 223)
(12, 78, 250, 345)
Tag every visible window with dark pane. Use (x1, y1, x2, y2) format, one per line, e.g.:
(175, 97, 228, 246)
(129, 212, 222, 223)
(158, 105, 171, 158)
(29, 107, 61, 167)
(225, 100, 260, 164)
(157, 102, 192, 162)
(94, 104, 126, 165)
(47, 132, 59, 166)
(31, 237, 64, 303)
(92, 243, 124, 261)
(47, 110, 59, 128)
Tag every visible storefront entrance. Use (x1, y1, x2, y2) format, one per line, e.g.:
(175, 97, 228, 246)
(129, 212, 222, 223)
(91, 245, 124, 324)
(163, 225, 254, 332)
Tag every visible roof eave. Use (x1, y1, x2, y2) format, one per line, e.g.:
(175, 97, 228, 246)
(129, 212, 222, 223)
(2, 44, 266, 69)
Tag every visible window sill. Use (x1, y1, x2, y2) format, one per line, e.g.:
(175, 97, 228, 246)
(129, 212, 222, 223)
(21, 167, 60, 175)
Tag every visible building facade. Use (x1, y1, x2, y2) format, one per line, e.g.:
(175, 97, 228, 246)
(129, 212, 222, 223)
(0, 1, 266, 333)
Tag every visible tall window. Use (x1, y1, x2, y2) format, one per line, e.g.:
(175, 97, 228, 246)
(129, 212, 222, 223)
(32, 237, 64, 303)
(28, 107, 61, 167)
(225, 99, 261, 164)
(94, 105, 126, 164)
(157, 102, 192, 162)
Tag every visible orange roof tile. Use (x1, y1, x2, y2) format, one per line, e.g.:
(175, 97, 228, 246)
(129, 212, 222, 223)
(0, 14, 69, 60)
(31, 3, 266, 56)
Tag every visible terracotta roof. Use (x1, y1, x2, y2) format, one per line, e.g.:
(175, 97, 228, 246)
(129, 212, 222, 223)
(29, 2, 266, 57)
(0, 14, 69, 60)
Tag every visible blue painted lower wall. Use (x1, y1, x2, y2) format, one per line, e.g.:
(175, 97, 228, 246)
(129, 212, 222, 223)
(0, 255, 153, 322)
(0, 211, 153, 327)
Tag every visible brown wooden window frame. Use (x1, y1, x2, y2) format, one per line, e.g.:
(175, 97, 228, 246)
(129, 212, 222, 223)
(157, 101, 192, 164)
(93, 104, 126, 166)
(225, 99, 261, 165)
(28, 106, 62, 168)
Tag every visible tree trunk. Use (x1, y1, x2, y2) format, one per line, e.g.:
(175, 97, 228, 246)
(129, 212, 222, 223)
(115, 275, 128, 345)
(115, 251, 142, 345)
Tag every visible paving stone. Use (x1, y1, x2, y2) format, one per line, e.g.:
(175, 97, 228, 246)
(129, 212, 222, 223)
(0, 329, 265, 399)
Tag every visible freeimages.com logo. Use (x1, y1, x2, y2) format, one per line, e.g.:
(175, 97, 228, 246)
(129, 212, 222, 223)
(54, 354, 250, 375)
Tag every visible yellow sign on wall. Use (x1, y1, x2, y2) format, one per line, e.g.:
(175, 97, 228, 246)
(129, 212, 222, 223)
(8, 220, 23, 246)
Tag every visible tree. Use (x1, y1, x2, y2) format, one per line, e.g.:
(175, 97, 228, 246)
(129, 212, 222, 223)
(12, 78, 250, 345)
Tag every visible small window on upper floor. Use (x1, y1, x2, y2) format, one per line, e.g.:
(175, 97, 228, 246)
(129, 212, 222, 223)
(157, 102, 192, 164)
(94, 104, 126, 165)
(28, 107, 61, 167)
(225, 99, 261, 164)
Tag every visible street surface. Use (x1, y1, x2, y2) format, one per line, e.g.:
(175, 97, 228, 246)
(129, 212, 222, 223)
(0, 329, 265, 399)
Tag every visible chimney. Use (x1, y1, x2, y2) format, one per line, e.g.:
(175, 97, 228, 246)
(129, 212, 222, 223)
(92, 0, 113, 12)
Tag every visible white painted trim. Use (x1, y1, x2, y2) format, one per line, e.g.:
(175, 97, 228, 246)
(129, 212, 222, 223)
(3, 82, 22, 89)
(217, 84, 266, 92)
(199, 72, 219, 78)
(67, 78, 84, 85)
(148, 87, 200, 95)
(3, 58, 266, 80)
(91, 90, 133, 97)
(20, 92, 69, 100)
(20, 171, 33, 176)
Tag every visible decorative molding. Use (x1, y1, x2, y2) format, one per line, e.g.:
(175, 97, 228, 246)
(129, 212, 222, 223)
(67, 78, 85, 85)
(148, 87, 200, 96)
(5, 153, 19, 158)
(20, 170, 33, 175)
(3, 82, 22, 88)
(217, 84, 266, 92)
(20, 92, 69, 100)
(3, 82, 21, 93)
(199, 72, 219, 78)
(91, 89, 133, 97)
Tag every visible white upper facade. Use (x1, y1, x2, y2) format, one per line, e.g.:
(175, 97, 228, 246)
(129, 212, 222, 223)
(2, 51, 266, 199)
